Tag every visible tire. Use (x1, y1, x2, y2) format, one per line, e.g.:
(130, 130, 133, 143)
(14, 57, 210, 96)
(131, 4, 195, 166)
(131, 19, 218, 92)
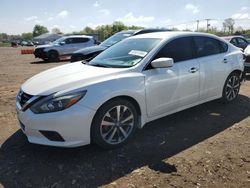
(48, 50, 59, 62)
(222, 72, 241, 103)
(91, 98, 138, 149)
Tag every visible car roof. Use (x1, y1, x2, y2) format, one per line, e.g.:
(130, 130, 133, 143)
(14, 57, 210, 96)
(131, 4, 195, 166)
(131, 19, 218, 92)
(116, 30, 138, 35)
(116, 29, 172, 36)
(222, 36, 245, 40)
(130, 31, 222, 40)
(64, 35, 93, 39)
(134, 28, 171, 35)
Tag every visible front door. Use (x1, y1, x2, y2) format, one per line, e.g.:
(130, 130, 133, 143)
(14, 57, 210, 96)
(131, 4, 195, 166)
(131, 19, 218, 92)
(144, 36, 200, 118)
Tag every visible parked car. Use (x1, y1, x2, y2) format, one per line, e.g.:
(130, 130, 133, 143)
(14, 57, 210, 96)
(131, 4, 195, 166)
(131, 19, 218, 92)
(34, 35, 96, 61)
(244, 45, 250, 73)
(20, 41, 28, 46)
(222, 36, 249, 50)
(222, 36, 250, 73)
(70, 29, 170, 62)
(16, 32, 244, 149)
(26, 41, 34, 46)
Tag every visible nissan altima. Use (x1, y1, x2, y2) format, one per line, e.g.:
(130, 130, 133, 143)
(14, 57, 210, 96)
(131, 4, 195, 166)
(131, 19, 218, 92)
(16, 32, 244, 149)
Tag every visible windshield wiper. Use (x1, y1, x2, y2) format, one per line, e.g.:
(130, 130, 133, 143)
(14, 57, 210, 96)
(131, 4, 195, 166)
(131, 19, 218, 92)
(89, 63, 111, 68)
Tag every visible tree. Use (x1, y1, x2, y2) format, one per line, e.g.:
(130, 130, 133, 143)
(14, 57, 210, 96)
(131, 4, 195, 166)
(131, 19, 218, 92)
(21, 32, 33, 40)
(32, 25, 49, 37)
(0, 33, 8, 41)
(223, 18, 235, 34)
(51, 28, 62, 34)
(82, 26, 94, 34)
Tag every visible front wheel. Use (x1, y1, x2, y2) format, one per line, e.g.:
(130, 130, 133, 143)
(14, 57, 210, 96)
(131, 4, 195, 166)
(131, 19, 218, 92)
(222, 72, 241, 103)
(91, 99, 138, 149)
(48, 50, 59, 62)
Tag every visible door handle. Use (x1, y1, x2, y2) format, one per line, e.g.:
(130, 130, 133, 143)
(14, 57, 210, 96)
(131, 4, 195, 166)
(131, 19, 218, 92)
(223, 58, 228, 63)
(189, 67, 199, 73)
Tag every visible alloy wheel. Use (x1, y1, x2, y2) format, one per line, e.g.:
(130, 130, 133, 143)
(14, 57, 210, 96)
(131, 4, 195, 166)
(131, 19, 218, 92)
(100, 105, 134, 145)
(225, 75, 240, 101)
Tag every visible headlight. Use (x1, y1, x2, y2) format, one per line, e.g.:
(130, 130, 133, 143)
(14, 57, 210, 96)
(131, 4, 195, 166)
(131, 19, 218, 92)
(30, 90, 87, 114)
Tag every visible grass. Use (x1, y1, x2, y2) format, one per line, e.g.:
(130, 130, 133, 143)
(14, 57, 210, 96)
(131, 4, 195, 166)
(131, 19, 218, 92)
(0, 42, 12, 47)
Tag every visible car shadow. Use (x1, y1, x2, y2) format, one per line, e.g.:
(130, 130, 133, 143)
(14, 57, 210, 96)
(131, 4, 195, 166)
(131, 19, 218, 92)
(0, 95, 250, 187)
(30, 59, 69, 64)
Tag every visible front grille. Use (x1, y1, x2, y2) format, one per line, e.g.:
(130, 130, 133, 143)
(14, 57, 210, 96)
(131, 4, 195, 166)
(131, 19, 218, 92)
(39, 131, 65, 142)
(18, 91, 33, 107)
(34, 48, 44, 54)
(34, 48, 46, 58)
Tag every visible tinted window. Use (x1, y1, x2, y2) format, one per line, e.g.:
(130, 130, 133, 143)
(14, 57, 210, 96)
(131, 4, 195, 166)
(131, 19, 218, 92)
(230, 38, 238, 45)
(194, 36, 227, 57)
(65, 38, 74, 44)
(73, 38, 90, 43)
(237, 38, 248, 45)
(154, 37, 194, 62)
(220, 41, 228, 52)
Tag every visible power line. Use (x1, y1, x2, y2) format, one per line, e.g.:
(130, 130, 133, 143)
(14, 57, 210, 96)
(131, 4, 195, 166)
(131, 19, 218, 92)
(165, 18, 250, 28)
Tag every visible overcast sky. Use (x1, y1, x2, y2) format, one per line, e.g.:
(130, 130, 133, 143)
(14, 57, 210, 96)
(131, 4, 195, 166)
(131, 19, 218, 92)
(0, 0, 249, 34)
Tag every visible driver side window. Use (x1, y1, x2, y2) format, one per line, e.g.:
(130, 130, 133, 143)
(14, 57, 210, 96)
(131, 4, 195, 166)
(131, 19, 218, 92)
(153, 37, 194, 63)
(64, 38, 73, 44)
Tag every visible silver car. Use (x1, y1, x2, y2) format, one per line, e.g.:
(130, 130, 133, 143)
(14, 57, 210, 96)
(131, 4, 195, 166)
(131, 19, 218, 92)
(34, 35, 96, 61)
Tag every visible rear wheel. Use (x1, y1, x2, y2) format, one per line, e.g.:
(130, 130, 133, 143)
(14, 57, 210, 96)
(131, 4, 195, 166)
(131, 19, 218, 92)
(48, 50, 59, 62)
(91, 99, 138, 149)
(222, 72, 241, 103)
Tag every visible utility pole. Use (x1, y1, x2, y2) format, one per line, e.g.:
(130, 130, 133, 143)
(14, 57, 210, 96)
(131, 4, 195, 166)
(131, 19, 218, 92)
(196, 20, 199, 31)
(205, 19, 211, 32)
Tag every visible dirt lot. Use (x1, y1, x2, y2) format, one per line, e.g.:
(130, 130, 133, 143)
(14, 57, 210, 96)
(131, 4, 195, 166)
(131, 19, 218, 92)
(0, 47, 249, 188)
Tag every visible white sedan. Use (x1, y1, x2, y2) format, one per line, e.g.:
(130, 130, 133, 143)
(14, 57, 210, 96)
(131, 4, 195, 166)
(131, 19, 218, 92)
(244, 44, 250, 72)
(16, 32, 244, 149)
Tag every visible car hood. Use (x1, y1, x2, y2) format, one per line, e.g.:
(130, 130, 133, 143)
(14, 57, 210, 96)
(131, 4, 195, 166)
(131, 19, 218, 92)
(36, 43, 59, 49)
(244, 44, 250, 56)
(22, 62, 127, 96)
(35, 44, 54, 49)
(74, 45, 107, 55)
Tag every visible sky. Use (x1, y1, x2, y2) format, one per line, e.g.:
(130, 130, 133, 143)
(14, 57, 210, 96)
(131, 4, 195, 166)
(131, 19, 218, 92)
(0, 0, 250, 34)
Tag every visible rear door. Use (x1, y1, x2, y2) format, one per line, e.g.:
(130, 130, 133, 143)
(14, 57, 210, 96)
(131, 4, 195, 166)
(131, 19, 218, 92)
(193, 36, 230, 100)
(74, 37, 93, 50)
(144, 36, 200, 117)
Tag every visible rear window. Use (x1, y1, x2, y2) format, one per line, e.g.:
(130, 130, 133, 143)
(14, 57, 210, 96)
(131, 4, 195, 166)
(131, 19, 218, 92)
(194, 36, 228, 57)
(73, 38, 90, 43)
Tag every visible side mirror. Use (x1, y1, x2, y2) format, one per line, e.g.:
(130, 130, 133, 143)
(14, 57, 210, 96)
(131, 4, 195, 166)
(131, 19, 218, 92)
(60, 41, 66, 45)
(151, 58, 174, 68)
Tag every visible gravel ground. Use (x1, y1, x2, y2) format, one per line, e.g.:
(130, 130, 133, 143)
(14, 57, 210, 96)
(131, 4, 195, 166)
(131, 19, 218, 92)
(0, 47, 249, 188)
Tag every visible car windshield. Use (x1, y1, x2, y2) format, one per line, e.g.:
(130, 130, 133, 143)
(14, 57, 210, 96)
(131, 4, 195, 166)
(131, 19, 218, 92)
(89, 38, 161, 68)
(52, 37, 65, 44)
(100, 32, 134, 47)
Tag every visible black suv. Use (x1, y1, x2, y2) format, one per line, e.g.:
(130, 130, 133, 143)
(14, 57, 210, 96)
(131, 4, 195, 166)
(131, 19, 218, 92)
(70, 29, 170, 62)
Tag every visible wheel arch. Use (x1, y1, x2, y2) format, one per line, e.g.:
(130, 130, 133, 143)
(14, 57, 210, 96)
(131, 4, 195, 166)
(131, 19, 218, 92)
(230, 69, 242, 76)
(48, 49, 59, 54)
(91, 95, 143, 129)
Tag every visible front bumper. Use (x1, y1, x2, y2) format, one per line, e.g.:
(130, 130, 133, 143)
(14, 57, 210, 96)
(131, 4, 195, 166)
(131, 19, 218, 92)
(16, 102, 96, 147)
(34, 48, 47, 59)
(244, 63, 250, 73)
(244, 55, 250, 73)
